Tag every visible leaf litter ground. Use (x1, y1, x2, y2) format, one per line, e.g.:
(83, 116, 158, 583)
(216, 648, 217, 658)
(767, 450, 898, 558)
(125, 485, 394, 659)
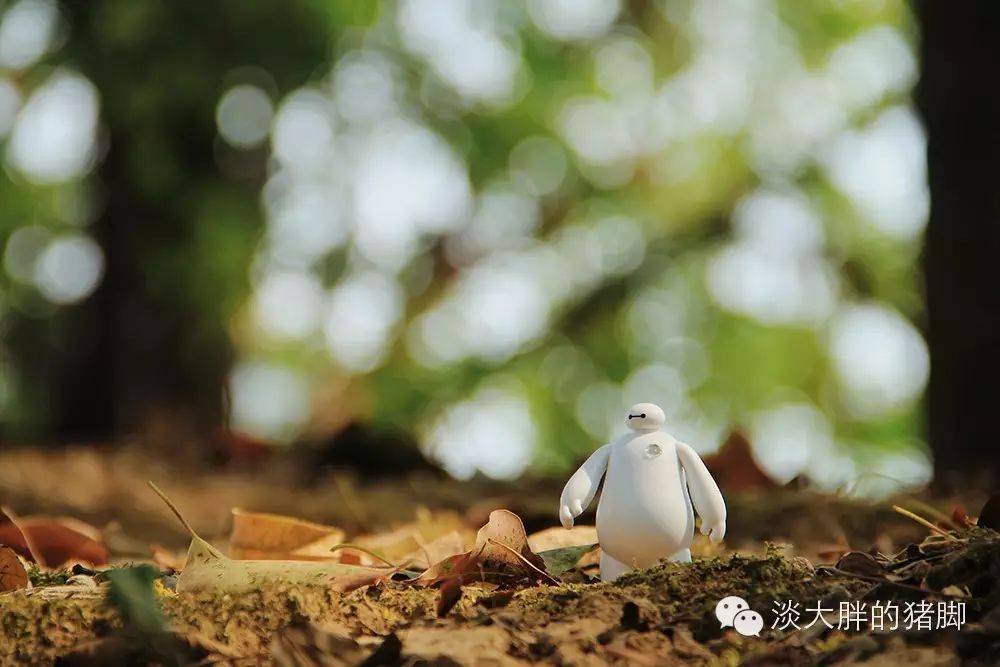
(1, 456, 998, 665)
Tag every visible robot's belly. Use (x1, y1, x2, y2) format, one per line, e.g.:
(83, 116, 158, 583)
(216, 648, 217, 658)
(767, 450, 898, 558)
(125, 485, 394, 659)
(596, 451, 692, 566)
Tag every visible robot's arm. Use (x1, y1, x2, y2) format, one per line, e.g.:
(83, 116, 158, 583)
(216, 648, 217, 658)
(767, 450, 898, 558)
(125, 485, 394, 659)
(559, 444, 611, 529)
(676, 442, 727, 543)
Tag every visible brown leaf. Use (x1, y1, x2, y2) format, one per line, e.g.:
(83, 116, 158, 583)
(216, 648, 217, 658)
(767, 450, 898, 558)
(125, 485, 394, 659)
(402, 530, 466, 571)
(527, 525, 598, 552)
(271, 622, 364, 667)
(346, 515, 468, 569)
(473, 509, 547, 572)
(0, 512, 108, 567)
(976, 493, 1000, 531)
(411, 510, 557, 617)
(410, 553, 468, 585)
(228, 509, 346, 560)
(345, 527, 421, 566)
(329, 566, 402, 593)
(836, 551, 885, 577)
(0, 546, 29, 592)
(437, 575, 467, 617)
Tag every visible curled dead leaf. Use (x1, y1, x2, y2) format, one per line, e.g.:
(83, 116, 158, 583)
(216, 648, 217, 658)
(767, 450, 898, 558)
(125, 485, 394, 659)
(0, 546, 29, 592)
(835, 551, 886, 578)
(408, 510, 558, 617)
(472, 509, 547, 573)
(0, 511, 108, 567)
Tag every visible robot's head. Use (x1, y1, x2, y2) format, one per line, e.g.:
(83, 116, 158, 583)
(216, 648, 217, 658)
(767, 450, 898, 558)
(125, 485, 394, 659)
(625, 402, 665, 432)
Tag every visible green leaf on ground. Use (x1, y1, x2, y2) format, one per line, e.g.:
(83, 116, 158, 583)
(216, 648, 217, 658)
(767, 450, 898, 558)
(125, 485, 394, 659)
(537, 544, 598, 576)
(107, 565, 167, 635)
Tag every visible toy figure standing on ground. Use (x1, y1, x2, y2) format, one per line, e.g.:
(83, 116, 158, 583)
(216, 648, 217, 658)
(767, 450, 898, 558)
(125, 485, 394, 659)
(559, 402, 727, 581)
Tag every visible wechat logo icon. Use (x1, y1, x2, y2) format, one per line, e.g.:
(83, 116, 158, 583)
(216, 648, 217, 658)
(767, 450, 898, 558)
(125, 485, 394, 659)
(716, 596, 764, 637)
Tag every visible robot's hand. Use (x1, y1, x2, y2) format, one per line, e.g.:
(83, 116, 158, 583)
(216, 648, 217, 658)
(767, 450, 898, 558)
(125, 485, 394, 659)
(559, 499, 584, 530)
(700, 519, 726, 544)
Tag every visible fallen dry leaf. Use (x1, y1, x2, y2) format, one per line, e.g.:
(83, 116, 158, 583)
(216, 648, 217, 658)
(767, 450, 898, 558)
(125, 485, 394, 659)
(471, 509, 547, 572)
(344, 510, 469, 568)
(409, 553, 468, 586)
(335, 528, 417, 566)
(0, 546, 29, 592)
(836, 551, 886, 578)
(271, 623, 402, 667)
(403, 530, 466, 571)
(0, 510, 108, 567)
(149, 482, 393, 595)
(977, 493, 1000, 532)
(410, 510, 557, 617)
(228, 509, 346, 560)
(527, 525, 598, 552)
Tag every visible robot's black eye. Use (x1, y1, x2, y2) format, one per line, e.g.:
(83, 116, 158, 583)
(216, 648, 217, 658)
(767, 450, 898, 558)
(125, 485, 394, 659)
(724, 604, 729, 609)
(640, 413, 646, 418)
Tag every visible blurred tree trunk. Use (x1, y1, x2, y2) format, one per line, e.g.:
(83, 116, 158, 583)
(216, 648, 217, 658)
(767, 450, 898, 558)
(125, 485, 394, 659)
(918, 2, 1000, 482)
(24, 1, 333, 445)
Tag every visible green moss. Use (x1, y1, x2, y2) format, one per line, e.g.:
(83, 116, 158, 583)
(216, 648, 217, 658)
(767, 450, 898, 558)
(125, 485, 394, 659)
(26, 565, 72, 587)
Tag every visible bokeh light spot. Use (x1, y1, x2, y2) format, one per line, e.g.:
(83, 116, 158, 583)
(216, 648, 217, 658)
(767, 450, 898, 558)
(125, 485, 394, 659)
(828, 303, 929, 419)
(528, 0, 621, 42)
(34, 233, 104, 304)
(8, 70, 99, 184)
(216, 84, 274, 149)
(229, 362, 310, 441)
(424, 383, 537, 479)
(0, 0, 59, 70)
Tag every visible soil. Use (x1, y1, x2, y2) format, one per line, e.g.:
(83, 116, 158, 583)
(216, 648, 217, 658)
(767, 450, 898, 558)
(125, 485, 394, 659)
(0, 446, 995, 666)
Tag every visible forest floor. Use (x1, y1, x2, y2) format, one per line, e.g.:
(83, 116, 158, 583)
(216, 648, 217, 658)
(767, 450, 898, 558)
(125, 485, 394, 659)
(0, 446, 996, 666)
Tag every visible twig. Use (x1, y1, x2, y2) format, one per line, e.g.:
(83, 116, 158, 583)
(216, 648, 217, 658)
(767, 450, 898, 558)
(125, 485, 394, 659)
(892, 505, 958, 540)
(328, 543, 397, 569)
(885, 550, 954, 572)
(903, 497, 961, 531)
(1, 505, 44, 566)
(816, 566, 966, 598)
(148, 481, 199, 539)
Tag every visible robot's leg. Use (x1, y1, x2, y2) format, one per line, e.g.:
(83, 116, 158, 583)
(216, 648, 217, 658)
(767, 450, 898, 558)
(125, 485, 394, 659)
(600, 551, 631, 582)
(668, 548, 692, 563)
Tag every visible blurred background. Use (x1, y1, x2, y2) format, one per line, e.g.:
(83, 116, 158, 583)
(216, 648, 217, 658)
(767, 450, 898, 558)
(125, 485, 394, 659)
(0, 0, 992, 498)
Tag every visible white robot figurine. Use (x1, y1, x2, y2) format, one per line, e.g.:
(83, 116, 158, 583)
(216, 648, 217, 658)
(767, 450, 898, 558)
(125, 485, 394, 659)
(559, 402, 727, 581)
